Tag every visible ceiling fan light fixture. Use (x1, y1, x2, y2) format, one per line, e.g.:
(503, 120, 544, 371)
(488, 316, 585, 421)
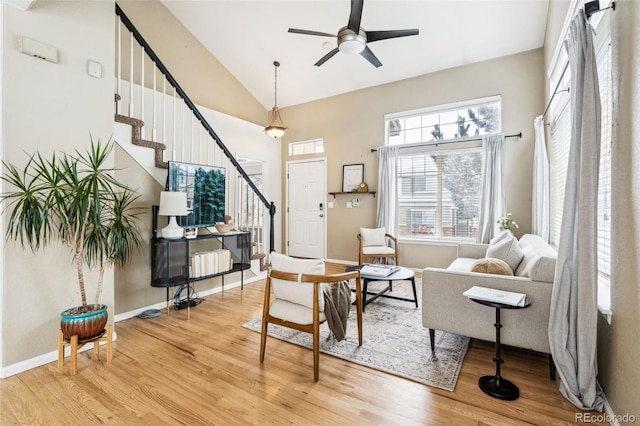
(265, 61, 287, 139)
(339, 39, 365, 54)
(338, 27, 366, 54)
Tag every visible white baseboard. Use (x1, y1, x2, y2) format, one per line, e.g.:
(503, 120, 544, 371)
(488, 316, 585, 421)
(113, 273, 265, 322)
(0, 275, 265, 378)
(0, 330, 118, 379)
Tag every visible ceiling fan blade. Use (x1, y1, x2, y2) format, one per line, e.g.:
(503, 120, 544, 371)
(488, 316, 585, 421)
(365, 29, 419, 43)
(288, 28, 336, 38)
(314, 48, 340, 67)
(347, 0, 364, 33)
(360, 45, 382, 68)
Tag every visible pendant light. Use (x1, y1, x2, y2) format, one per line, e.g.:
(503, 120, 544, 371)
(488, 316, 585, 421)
(264, 61, 287, 139)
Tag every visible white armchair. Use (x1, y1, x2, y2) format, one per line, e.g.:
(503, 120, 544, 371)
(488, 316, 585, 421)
(358, 227, 398, 265)
(260, 253, 363, 381)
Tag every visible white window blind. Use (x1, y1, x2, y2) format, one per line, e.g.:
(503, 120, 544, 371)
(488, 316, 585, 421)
(549, 95, 571, 248)
(596, 38, 612, 292)
(397, 148, 482, 241)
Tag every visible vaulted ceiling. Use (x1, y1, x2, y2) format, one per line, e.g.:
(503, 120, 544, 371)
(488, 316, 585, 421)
(162, 1, 550, 109)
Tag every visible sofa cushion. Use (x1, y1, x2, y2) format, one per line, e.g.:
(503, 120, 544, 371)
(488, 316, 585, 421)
(447, 257, 478, 272)
(269, 252, 326, 311)
(471, 258, 514, 275)
(486, 233, 524, 272)
(515, 234, 557, 282)
(360, 227, 386, 247)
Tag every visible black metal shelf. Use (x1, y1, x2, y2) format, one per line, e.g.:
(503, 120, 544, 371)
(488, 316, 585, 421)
(151, 231, 251, 315)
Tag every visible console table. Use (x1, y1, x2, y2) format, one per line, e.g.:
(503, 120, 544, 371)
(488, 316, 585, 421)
(469, 296, 531, 401)
(151, 231, 251, 317)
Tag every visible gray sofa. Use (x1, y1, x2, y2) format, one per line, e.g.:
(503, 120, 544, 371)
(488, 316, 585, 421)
(422, 234, 557, 378)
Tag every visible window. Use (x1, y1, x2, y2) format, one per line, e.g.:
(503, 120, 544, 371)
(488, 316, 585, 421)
(289, 138, 324, 156)
(596, 34, 612, 313)
(386, 96, 501, 242)
(548, 74, 571, 247)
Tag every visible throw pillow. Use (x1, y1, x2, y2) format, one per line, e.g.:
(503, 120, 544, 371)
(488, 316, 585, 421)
(486, 233, 524, 272)
(489, 229, 512, 246)
(269, 252, 325, 310)
(360, 227, 386, 247)
(471, 258, 514, 276)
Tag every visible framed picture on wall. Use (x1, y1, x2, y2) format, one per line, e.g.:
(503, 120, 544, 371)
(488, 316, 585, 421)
(342, 163, 364, 192)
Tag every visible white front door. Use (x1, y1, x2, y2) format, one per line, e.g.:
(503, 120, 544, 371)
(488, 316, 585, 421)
(287, 159, 326, 258)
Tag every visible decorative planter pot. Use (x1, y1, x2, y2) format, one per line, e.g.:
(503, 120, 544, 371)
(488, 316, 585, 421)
(60, 304, 108, 341)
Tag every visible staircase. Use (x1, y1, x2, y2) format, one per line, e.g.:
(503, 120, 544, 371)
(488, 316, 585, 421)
(114, 5, 274, 269)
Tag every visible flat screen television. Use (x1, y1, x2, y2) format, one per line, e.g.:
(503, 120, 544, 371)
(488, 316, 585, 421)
(166, 161, 226, 228)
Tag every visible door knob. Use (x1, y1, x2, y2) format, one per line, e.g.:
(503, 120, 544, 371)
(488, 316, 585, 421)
(319, 214, 324, 218)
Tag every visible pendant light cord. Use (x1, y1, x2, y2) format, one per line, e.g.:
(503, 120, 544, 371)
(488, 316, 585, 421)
(273, 61, 280, 107)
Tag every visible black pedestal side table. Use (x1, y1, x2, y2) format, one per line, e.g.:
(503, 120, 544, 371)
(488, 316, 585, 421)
(470, 297, 531, 401)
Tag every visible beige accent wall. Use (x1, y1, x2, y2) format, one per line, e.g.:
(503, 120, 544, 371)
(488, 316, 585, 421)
(543, 0, 640, 418)
(281, 49, 544, 268)
(1, 1, 115, 367)
(117, 1, 266, 127)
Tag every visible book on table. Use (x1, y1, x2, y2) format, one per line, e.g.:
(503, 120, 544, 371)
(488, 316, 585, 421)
(360, 264, 400, 278)
(463, 286, 528, 307)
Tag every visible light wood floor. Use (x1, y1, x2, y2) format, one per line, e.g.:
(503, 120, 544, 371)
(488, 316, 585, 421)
(0, 264, 606, 425)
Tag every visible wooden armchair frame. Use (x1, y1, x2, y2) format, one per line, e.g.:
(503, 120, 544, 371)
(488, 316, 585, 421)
(358, 232, 399, 265)
(260, 269, 363, 381)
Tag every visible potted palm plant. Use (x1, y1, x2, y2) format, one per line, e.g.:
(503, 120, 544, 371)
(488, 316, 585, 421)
(1, 138, 142, 340)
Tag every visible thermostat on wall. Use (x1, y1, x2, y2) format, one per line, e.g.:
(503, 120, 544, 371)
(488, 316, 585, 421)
(87, 60, 102, 78)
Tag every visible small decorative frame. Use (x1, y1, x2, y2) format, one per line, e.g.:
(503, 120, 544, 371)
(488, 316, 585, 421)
(342, 163, 364, 192)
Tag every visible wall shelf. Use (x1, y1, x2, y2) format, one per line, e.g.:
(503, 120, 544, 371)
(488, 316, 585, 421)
(328, 191, 376, 198)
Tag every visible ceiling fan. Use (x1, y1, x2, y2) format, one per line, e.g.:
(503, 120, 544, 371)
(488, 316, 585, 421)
(288, 0, 419, 68)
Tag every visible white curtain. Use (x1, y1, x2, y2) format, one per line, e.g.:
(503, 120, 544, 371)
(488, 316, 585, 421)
(476, 134, 506, 243)
(548, 9, 605, 411)
(533, 115, 550, 242)
(376, 145, 399, 235)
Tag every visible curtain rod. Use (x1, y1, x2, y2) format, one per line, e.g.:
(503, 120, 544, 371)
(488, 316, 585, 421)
(542, 1, 615, 120)
(370, 132, 522, 153)
(542, 62, 570, 120)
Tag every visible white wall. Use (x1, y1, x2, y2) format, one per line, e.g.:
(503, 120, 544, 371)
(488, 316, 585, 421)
(1, 0, 114, 372)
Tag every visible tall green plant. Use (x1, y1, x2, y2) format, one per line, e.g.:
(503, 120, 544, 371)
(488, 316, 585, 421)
(1, 138, 143, 313)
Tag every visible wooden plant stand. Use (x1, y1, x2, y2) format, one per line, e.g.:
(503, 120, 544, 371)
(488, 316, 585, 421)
(57, 324, 113, 375)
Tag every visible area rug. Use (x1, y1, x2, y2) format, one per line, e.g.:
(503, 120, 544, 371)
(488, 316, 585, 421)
(242, 279, 470, 391)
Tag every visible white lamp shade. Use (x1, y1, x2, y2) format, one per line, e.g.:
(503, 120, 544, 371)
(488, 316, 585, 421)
(158, 191, 188, 239)
(158, 191, 188, 216)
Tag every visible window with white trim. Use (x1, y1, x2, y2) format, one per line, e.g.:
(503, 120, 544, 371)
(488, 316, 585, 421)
(288, 138, 324, 156)
(385, 96, 501, 242)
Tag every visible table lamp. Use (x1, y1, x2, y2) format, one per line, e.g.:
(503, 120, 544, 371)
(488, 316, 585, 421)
(158, 191, 188, 239)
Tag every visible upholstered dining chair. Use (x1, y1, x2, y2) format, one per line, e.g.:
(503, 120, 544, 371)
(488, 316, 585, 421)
(358, 227, 399, 266)
(260, 252, 363, 381)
